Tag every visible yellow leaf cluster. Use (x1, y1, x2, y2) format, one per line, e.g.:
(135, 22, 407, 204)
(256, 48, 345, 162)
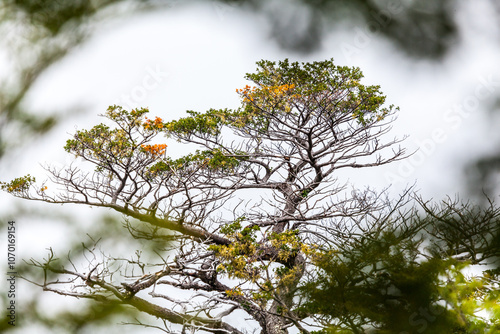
(225, 287, 244, 298)
(236, 83, 300, 105)
(262, 83, 296, 97)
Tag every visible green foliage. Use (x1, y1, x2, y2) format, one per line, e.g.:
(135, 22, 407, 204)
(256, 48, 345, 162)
(146, 148, 244, 176)
(62, 105, 245, 177)
(299, 228, 500, 333)
(164, 109, 233, 136)
(63, 106, 153, 166)
(64, 123, 133, 162)
(162, 59, 397, 146)
(3, 105, 251, 198)
(242, 59, 396, 125)
(183, 148, 243, 171)
(0, 174, 35, 194)
(269, 229, 301, 262)
(438, 263, 500, 333)
(210, 222, 307, 310)
(209, 218, 261, 280)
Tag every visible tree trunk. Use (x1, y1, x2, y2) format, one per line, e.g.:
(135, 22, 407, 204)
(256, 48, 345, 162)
(263, 314, 288, 334)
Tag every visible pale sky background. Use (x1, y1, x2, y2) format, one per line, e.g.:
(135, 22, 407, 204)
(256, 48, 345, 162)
(2, 1, 500, 333)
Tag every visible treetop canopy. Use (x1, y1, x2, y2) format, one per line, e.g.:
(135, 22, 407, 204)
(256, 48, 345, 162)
(12, 59, 499, 334)
(165, 58, 396, 139)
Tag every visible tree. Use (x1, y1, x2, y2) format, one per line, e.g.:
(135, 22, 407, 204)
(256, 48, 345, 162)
(2, 59, 499, 333)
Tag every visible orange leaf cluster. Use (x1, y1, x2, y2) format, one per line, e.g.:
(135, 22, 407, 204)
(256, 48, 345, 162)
(236, 85, 257, 102)
(141, 144, 167, 156)
(143, 116, 164, 130)
(235, 85, 257, 94)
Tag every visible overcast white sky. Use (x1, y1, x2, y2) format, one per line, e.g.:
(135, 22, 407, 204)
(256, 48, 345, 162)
(2, 1, 500, 332)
